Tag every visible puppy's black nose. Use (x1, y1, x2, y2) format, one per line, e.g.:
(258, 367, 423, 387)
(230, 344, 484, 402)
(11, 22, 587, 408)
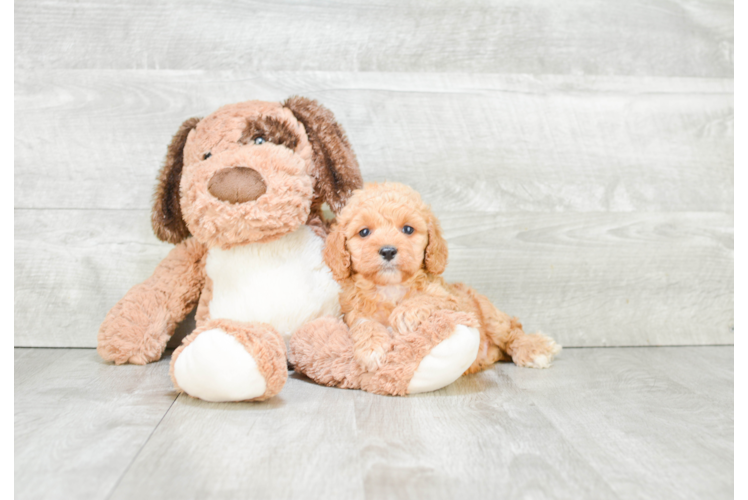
(379, 246, 398, 261)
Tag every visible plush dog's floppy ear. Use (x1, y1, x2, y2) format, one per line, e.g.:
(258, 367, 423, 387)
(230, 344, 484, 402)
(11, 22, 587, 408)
(323, 224, 352, 281)
(151, 117, 200, 244)
(424, 212, 448, 275)
(283, 96, 363, 215)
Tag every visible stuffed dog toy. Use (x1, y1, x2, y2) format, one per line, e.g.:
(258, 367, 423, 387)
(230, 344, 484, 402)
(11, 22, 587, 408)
(97, 97, 362, 402)
(290, 182, 561, 396)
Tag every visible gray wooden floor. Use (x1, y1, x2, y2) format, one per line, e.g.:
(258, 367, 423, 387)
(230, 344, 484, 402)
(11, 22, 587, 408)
(15, 346, 733, 500)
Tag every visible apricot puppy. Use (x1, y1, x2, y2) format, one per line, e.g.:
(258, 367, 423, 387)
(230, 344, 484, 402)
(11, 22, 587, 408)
(325, 182, 561, 374)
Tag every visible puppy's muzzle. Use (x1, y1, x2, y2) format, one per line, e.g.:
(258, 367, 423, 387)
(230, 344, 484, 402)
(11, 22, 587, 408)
(208, 167, 267, 204)
(379, 246, 398, 261)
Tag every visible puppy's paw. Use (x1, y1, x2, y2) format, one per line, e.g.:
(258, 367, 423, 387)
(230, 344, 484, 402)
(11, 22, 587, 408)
(354, 344, 391, 372)
(510, 333, 562, 369)
(390, 303, 439, 334)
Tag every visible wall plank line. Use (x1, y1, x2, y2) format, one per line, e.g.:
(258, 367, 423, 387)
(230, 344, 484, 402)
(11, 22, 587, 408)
(15, 71, 733, 213)
(15, 0, 733, 77)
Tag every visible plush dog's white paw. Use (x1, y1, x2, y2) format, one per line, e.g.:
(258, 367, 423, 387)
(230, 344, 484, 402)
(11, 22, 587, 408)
(407, 325, 480, 395)
(173, 328, 267, 402)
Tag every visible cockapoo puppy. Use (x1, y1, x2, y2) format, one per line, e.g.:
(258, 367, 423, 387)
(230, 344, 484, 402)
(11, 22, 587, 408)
(325, 182, 561, 375)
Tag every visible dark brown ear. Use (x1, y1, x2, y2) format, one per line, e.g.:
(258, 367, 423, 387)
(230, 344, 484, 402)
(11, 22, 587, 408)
(151, 117, 200, 243)
(323, 224, 351, 281)
(424, 211, 448, 275)
(283, 96, 363, 215)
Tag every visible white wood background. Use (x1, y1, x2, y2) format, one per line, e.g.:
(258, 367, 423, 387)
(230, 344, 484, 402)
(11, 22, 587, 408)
(14, 0, 733, 348)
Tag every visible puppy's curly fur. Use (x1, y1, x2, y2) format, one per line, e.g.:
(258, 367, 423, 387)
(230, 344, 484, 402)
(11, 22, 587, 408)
(324, 182, 561, 374)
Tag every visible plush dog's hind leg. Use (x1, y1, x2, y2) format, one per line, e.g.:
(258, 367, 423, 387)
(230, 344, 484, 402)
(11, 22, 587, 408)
(366, 309, 480, 396)
(291, 313, 481, 396)
(170, 319, 287, 402)
(289, 316, 367, 390)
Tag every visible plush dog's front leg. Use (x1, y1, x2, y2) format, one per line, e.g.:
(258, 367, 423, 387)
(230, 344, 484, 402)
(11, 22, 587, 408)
(350, 318, 393, 372)
(97, 238, 206, 365)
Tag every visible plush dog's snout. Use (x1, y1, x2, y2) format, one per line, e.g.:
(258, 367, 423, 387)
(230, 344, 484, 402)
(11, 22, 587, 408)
(208, 167, 267, 204)
(379, 246, 398, 261)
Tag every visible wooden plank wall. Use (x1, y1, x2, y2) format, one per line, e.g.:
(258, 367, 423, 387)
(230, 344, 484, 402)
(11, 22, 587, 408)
(14, 0, 734, 348)
(728, 87, 748, 336)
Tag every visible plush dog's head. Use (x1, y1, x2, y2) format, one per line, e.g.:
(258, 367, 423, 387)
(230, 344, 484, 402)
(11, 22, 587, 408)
(324, 182, 448, 285)
(151, 97, 362, 248)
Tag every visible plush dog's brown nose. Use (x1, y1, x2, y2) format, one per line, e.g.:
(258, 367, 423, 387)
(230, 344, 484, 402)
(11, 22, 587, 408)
(208, 167, 267, 204)
(379, 246, 398, 261)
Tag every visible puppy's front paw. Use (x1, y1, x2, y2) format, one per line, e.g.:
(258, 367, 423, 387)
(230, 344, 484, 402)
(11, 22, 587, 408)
(354, 344, 390, 372)
(390, 304, 438, 334)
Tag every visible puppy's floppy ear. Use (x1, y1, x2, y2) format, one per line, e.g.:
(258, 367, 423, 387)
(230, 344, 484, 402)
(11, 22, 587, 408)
(323, 224, 352, 281)
(283, 96, 363, 214)
(424, 211, 448, 275)
(151, 117, 200, 244)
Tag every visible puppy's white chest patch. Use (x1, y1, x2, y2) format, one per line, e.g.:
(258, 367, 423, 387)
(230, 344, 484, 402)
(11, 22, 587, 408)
(376, 285, 408, 304)
(206, 226, 341, 341)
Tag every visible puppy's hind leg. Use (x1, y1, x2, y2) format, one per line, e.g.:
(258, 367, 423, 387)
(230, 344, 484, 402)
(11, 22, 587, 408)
(466, 287, 561, 369)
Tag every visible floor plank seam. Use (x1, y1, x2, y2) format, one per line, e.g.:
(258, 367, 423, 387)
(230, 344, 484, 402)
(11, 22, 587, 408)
(103, 393, 180, 500)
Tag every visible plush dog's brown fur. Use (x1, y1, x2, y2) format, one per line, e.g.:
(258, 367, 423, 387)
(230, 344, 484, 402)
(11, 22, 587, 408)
(325, 182, 561, 374)
(98, 97, 362, 401)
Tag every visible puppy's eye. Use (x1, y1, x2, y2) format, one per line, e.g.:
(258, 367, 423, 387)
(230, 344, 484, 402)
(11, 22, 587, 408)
(203, 152, 212, 160)
(358, 228, 370, 238)
(254, 136, 267, 145)
(402, 225, 414, 235)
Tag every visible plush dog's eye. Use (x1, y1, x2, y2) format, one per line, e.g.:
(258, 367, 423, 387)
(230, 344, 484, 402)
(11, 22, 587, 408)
(203, 152, 212, 160)
(402, 225, 414, 235)
(358, 228, 370, 237)
(254, 136, 267, 145)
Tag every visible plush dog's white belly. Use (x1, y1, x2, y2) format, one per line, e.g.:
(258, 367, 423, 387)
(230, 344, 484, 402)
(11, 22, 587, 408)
(206, 226, 341, 342)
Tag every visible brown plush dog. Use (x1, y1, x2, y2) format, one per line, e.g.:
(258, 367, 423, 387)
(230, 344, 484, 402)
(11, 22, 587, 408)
(290, 183, 560, 395)
(97, 97, 362, 402)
